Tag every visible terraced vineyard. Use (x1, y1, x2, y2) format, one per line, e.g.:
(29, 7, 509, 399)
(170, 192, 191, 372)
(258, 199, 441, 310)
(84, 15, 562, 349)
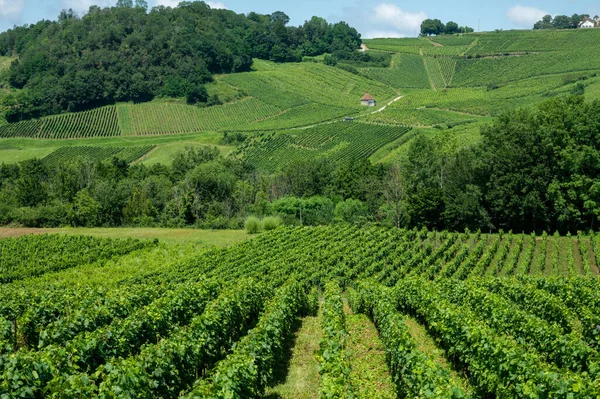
(362, 53, 430, 89)
(222, 61, 396, 109)
(2, 227, 600, 397)
(0, 106, 120, 139)
(117, 98, 283, 136)
(234, 121, 411, 171)
(42, 145, 156, 166)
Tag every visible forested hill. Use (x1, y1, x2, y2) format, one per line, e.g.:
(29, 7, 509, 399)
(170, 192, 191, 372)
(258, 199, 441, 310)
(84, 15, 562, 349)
(0, 1, 361, 122)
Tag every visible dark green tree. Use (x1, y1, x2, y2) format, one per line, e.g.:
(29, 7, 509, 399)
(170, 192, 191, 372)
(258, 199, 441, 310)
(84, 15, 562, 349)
(445, 21, 459, 34)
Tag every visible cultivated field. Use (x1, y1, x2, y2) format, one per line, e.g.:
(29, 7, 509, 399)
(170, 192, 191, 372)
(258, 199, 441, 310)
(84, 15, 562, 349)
(1, 226, 600, 397)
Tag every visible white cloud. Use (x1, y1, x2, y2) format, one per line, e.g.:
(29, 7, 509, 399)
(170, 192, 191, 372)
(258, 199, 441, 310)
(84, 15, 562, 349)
(363, 30, 407, 39)
(371, 3, 427, 34)
(0, 0, 25, 17)
(506, 5, 548, 27)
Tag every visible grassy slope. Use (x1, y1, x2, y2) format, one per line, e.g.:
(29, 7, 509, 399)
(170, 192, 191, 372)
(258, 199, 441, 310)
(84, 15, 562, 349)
(0, 131, 231, 165)
(0, 227, 250, 247)
(4, 30, 600, 170)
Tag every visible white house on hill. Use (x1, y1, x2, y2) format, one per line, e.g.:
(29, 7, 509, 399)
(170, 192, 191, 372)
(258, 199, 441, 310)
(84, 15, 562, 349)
(579, 19, 595, 28)
(361, 93, 376, 107)
(578, 16, 599, 28)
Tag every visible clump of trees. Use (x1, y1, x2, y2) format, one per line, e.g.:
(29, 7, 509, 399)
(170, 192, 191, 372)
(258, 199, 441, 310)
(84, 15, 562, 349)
(389, 95, 600, 234)
(420, 19, 474, 36)
(0, 2, 361, 122)
(533, 14, 597, 29)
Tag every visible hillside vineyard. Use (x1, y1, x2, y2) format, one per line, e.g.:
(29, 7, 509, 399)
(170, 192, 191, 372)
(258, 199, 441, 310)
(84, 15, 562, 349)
(2, 228, 600, 397)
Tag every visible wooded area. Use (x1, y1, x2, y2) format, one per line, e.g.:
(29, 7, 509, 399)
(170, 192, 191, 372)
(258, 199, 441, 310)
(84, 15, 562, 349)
(0, 1, 361, 121)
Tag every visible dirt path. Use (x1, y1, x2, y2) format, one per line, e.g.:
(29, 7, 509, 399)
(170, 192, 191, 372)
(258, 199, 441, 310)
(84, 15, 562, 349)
(370, 95, 403, 115)
(0, 228, 50, 238)
(422, 57, 437, 91)
(360, 44, 369, 52)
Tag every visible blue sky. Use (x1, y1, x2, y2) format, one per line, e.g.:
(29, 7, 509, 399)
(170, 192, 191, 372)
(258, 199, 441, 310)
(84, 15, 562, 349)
(1, 0, 600, 38)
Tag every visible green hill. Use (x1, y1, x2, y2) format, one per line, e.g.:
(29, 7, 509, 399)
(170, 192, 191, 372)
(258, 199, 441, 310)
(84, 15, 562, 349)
(3, 29, 600, 170)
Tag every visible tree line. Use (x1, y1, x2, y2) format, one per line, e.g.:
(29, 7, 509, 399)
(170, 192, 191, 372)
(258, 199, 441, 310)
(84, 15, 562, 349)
(394, 95, 600, 234)
(533, 14, 598, 29)
(0, 1, 361, 122)
(420, 19, 474, 36)
(1, 95, 599, 234)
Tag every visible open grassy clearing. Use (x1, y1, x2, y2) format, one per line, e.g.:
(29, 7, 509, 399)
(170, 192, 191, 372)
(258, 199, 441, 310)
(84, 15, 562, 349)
(0, 227, 250, 247)
(0, 56, 13, 71)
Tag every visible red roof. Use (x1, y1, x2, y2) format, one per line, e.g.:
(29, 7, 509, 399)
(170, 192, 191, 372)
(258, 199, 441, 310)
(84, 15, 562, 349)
(361, 93, 375, 101)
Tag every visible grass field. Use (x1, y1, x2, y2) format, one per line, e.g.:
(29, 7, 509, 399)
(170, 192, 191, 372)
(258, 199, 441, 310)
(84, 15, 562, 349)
(0, 227, 250, 246)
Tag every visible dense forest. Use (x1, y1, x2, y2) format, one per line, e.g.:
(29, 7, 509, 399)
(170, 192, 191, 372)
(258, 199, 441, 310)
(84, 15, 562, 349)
(0, 1, 361, 122)
(1, 96, 599, 234)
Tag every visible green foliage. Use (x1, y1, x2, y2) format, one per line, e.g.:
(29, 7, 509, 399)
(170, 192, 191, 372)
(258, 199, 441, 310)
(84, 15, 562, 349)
(42, 146, 155, 166)
(317, 282, 353, 398)
(186, 282, 309, 398)
(334, 199, 368, 224)
(97, 281, 266, 398)
(245, 216, 262, 234)
(271, 196, 335, 226)
(236, 122, 411, 172)
(222, 61, 395, 110)
(0, 234, 154, 283)
(0, 5, 362, 121)
(118, 98, 283, 136)
(395, 278, 598, 397)
(362, 54, 430, 89)
(262, 216, 282, 231)
(2, 226, 600, 398)
(352, 282, 465, 398)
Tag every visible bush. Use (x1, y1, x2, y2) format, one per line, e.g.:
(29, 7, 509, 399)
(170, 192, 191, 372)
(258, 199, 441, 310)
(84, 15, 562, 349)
(334, 199, 368, 224)
(245, 216, 262, 234)
(262, 216, 282, 231)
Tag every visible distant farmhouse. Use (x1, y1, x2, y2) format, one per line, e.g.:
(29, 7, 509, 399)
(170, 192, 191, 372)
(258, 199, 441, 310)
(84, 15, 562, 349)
(578, 16, 600, 28)
(361, 93, 376, 107)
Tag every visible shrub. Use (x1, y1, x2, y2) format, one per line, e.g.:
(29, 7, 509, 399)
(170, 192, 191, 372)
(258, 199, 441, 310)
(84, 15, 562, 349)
(334, 199, 368, 224)
(262, 216, 282, 231)
(245, 216, 262, 234)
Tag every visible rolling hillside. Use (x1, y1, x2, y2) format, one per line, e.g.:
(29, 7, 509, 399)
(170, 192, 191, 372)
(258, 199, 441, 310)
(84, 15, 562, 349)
(2, 29, 600, 170)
